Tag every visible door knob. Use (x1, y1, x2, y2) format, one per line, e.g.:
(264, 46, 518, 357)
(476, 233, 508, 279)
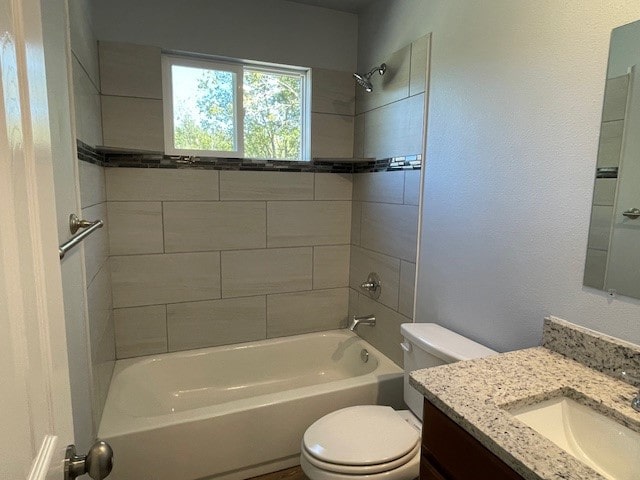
(64, 441, 114, 480)
(622, 208, 640, 219)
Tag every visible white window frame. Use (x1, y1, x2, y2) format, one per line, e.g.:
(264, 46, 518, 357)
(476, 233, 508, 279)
(162, 55, 244, 157)
(162, 54, 311, 161)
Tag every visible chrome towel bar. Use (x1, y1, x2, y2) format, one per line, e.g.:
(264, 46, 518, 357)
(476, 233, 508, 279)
(59, 216, 103, 259)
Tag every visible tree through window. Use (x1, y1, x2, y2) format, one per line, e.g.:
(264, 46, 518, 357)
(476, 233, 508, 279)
(163, 55, 309, 160)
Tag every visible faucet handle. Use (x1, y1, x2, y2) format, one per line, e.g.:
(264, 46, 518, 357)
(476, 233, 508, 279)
(360, 272, 381, 299)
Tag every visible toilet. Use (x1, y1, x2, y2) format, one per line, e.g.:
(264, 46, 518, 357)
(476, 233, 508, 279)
(300, 323, 497, 480)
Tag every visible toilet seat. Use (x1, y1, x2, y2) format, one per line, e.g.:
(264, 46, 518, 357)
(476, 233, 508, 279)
(300, 447, 420, 480)
(301, 405, 421, 479)
(302, 443, 420, 474)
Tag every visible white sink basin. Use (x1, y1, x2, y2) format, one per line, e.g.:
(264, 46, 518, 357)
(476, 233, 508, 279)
(509, 397, 640, 480)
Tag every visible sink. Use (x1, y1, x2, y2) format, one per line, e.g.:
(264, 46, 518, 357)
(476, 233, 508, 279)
(509, 396, 640, 480)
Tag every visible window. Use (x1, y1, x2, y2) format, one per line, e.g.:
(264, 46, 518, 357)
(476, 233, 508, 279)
(162, 55, 310, 160)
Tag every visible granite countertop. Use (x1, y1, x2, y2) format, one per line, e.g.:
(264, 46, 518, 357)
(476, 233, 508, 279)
(409, 318, 640, 480)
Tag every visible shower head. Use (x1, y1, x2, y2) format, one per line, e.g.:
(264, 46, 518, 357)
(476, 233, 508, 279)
(353, 63, 386, 93)
(353, 72, 373, 92)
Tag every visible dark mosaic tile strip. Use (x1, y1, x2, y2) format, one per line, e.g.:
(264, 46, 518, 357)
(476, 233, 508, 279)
(75, 141, 421, 173)
(76, 139, 107, 166)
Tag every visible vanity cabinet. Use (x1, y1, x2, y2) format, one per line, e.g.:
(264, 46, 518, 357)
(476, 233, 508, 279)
(420, 399, 524, 480)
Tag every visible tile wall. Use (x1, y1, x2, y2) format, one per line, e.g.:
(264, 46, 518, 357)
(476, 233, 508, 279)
(99, 41, 355, 158)
(107, 169, 352, 358)
(77, 160, 114, 429)
(349, 171, 420, 366)
(75, 34, 427, 373)
(348, 35, 429, 366)
(584, 74, 630, 289)
(70, 0, 115, 430)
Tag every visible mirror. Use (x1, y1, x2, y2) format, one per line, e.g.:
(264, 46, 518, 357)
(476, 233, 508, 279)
(584, 19, 640, 298)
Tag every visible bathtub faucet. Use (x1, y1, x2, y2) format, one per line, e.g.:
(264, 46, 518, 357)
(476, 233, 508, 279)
(349, 315, 376, 332)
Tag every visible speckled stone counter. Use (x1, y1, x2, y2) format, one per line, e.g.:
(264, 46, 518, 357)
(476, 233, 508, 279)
(409, 317, 640, 480)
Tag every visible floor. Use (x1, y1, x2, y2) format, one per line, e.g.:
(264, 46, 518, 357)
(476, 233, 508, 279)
(248, 466, 309, 480)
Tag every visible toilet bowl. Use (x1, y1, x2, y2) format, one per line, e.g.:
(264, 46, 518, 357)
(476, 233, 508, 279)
(301, 406, 421, 480)
(300, 323, 496, 480)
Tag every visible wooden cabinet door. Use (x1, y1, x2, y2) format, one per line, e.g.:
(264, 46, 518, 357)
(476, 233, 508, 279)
(421, 399, 524, 480)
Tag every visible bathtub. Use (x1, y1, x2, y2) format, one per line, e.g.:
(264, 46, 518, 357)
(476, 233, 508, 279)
(99, 329, 404, 480)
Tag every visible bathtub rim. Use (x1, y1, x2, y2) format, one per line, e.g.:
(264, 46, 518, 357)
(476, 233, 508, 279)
(99, 329, 403, 438)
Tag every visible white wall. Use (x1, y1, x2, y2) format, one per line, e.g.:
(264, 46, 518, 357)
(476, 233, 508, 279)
(91, 0, 357, 72)
(359, 0, 640, 349)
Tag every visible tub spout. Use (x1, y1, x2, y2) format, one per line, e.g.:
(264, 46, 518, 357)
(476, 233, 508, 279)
(349, 315, 376, 332)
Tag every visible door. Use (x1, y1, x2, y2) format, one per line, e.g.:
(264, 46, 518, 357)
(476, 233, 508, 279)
(0, 0, 76, 477)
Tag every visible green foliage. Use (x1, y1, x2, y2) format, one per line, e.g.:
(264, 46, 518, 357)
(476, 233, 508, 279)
(243, 70, 301, 160)
(173, 67, 302, 160)
(174, 70, 235, 151)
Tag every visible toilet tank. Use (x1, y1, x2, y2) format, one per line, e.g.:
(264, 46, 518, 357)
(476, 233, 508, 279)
(400, 323, 496, 419)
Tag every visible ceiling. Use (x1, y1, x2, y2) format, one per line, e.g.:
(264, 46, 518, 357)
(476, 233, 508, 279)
(286, 0, 377, 14)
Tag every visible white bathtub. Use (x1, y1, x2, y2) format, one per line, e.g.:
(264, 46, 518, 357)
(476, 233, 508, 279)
(99, 330, 404, 480)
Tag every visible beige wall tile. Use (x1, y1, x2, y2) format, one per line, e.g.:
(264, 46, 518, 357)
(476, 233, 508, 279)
(356, 45, 411, 115)
(102, 96, 164, 151)
(587, 206, 613, 251)
(314, 173, 353, 200)
(92, 313, 114, 429)
(593, 178, 617, 206)
(167, 296, 266, 351)
(73, 57, 103, 147)
(355, 294, 409, 367)
(353, 171, 405, 204)
(312, 68, 355, 115)
(267, 288, 349, 337)
(403, 171, 421, 206)
(583, 248, 607, 290)
(267, 201, 351, 247)
(86, 263, 114, 424)
(311, 113, 354, 158)
(409, 35, 429, 96)
(602, 75, 629, 122)
(69, 0, 99, 88)
(106, 168, 219, 201)
(220, 171, 313, 200)
(111, 252, 221, 307)
(399, 261, 416, 318)
(114, 305, 167, 359)
(87, 264, 113, 355)
(348, 288, 358, 320)
(597, 120, 624, 168)
(108, 202, 164, 255)
(221, 247, 312, 297)
(164, 201, 266, 252)
(361, 202, 419, 262)
(78, 160, 105, 208)
(99, 41, 162, 99)
(364, 93, 424, 159)
(354, 114, 365, 159)
(314, 245, 350, 289)
(81, 202, 109, 284)
(350, 246, 400, 310)
(351, 201, 362, 246)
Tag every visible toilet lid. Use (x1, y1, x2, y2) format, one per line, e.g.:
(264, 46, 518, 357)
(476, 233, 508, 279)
(303, 406, 420, 466)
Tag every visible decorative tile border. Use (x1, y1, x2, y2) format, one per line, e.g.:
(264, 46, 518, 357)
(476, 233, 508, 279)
(76, 140, 421, 173)
(77, 139, 106, 166)
(542, 316, 640, 387)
